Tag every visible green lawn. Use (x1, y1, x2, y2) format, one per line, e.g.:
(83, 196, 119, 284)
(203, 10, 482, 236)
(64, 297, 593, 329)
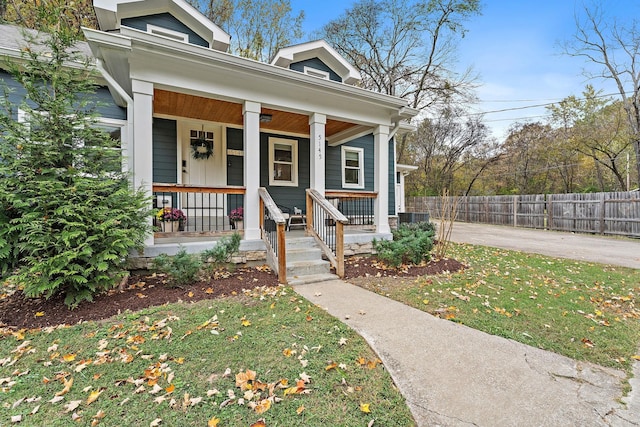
(351, 243, 640, 371)
(0, 286, 414, 426)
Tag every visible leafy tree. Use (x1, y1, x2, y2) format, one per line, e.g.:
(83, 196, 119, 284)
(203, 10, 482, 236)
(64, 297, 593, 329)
(563, 3, 640, 187)
(499, 122, 556, 195)
(1, 0, 97, 35)
(189, 0, 304, 61)
(0, 5, 150, 307)
(548, 86, 634, 192)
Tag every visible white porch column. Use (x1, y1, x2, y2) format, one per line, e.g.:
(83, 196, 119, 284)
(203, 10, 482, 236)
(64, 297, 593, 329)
(374, 125, 390, 234)
(243, 101, 261, 240)
(309, 113, 326, 194)
(131, 79, 154, 246)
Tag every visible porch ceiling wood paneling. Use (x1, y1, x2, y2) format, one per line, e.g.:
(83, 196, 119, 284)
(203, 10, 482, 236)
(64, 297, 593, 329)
(154, 89, 359, 137)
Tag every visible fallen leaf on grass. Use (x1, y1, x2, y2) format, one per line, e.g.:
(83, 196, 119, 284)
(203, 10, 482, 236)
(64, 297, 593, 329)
(254, 398, 271, 414)
(86, 388, 104, 405)
(150, 419, 162, 426)
(250, 420, 266, 427)
(208, 417, 220, 427)
(581, 338, 594, 348)
(360, 402, 371, 413)
(63, 400, 82, 413)
(632, 355, 640, 361)
(56, 377, 73, 396)
(296, 405, 305, 414)
(49, 395, 64, 404)
(325, 362, 338, 371)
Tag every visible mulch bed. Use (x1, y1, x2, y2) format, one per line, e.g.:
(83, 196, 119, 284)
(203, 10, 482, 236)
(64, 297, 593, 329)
(0, 256, 465, 330)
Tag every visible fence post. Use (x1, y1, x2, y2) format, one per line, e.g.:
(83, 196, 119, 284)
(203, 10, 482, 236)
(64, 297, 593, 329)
(513, 195, 518, 227)
(547, 194, 552, 230)
(599, 194, 606, 235)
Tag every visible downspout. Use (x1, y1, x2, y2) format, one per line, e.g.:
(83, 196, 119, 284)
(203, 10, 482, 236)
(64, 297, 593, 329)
(95, 59, 134, 178)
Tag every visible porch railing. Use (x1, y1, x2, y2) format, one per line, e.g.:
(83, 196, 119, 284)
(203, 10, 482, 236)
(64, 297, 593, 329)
(306, 189, 348, 277)
(325, 190, 377, 229)
(153, 183, 245, 234)
(259, 187, 287, 284)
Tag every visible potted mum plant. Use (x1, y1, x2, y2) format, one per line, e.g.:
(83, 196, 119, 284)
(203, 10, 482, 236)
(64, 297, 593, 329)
(156, 207, 186, 232)
(229, 207, 244, 230)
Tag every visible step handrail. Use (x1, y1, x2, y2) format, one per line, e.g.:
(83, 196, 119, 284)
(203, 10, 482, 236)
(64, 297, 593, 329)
(305, 189, 348, 277)
(259, 187, 287, 284)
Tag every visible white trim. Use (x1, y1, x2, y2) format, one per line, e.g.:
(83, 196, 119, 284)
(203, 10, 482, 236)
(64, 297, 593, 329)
(303, 66, 330, 80)
(147, 24, 188, 43)
(269, 137, 298, 187)
(341, 146, 364, 189)
(271, 40, 361, 85)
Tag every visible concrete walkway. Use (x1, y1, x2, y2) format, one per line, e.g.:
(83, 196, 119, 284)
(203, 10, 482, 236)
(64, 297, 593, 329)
(292, 224, 640, 426)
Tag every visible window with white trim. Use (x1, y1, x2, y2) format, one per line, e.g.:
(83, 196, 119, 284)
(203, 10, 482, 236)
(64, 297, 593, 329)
(342, 146, 364, 189)
(303, 66, 330, 80)
(269, 137, 298, 186)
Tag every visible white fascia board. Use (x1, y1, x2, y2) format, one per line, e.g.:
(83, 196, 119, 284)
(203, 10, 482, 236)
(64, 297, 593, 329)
(122, 27, 414, 121)
(83, 27, 132, 57)
(272, 40, 361, 84)
(93, 0, 229, 51)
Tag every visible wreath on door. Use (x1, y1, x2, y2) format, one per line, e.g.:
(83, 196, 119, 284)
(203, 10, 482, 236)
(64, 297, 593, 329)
(191, 137, 213, 160)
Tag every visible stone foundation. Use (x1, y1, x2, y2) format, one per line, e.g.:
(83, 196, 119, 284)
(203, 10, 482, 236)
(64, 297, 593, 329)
(129, 232, 392, 271)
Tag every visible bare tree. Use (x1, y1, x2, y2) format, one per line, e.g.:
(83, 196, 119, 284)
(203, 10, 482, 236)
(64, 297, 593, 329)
(190, 0, 304, 61)
(563, 3, 640, 187)
(407, 107, 490, 195)
(319, 0, 481, 164)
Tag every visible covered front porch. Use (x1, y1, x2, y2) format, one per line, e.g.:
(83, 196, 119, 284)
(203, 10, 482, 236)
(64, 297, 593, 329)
(84, 24, 417, 282)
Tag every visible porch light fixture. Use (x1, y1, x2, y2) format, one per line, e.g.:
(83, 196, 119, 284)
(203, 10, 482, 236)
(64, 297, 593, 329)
(259, 113, 272, 123)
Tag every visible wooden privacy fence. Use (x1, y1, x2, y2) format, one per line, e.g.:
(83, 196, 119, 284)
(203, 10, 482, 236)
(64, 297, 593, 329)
(406, 191, 640, 238)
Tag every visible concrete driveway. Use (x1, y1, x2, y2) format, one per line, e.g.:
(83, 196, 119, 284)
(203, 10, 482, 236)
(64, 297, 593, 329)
(448, 222, 640, 269)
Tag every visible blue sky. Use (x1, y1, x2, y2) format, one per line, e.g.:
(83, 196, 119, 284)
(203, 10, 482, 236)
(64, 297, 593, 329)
(290, 0, 638, 140)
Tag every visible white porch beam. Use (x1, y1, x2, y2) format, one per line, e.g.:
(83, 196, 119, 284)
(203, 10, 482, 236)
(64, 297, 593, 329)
(132, 79, 154, 246)
(309, 113, 326, 194)
(374, 125, 390, 234)
(326, 125, 372, 147)
(243, 101, 261, 240)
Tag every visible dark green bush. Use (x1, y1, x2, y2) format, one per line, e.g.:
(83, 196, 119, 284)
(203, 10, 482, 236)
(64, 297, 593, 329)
(373, 222, 435, 267)
(200, 232, 241, 265)
(152, 248, 203, 287)
(0, 15, 150, 307)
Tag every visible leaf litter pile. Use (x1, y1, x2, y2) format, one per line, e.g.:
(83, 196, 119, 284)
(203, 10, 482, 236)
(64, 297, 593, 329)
(0, 257, 464, 329)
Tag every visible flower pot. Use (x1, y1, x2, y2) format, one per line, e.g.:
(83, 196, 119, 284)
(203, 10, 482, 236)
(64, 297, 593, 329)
(161, 221, 180, 232)
(233, 220, 243, 230)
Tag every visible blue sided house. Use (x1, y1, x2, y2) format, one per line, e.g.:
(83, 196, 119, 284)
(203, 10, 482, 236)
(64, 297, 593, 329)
(0, 0, 418, 284)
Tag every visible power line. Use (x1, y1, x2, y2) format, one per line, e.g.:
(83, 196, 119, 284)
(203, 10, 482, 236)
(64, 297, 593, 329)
(470, 91, 626, 116)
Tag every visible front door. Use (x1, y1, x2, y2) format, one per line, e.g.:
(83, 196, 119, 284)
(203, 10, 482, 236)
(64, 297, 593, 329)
(181, 122, 226, 229)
